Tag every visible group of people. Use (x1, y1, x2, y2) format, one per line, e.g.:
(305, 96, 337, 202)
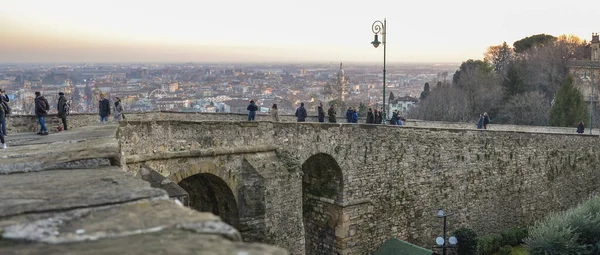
(248, 100, 405, 125)
(30, 91, 125, 137)
(476, 112, 490, 129)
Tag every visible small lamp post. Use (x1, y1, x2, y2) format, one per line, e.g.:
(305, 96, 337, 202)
(584, 71, 595, 135)
(371, 19, 386, 125)
(435, 209, 457, 255)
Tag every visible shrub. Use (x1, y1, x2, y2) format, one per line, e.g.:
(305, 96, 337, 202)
(500, 227, 528, 246)
(477, 233, 502, 255)
(525, 195, 600, 255)
(498, 245, 512, 255)
(453, 227, 477, 255)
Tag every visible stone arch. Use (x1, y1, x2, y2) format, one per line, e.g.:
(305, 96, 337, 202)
(178, 172, 240, 229)
(302, 153, 344, 255)
(168, 161, 239, 203)
(169, 161, 241, 229)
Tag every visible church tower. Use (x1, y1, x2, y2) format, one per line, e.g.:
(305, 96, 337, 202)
(337, 63, 346, 101)
(592, 33, 599, 61)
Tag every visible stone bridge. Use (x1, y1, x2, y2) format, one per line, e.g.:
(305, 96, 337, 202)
(2, 112, 599, 255)
(113, 114, 600, 255)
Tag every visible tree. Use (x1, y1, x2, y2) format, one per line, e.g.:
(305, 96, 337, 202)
(420, 82, 430, 100)
(502, 61, 527, 98)
(358, 102, 368, 117)
(513, 34, 556, 53)
(548, 76, 588, 127)
(453, 59, 502, 118)
(484, 42, 514, 73)
(389, 91, 395, 102)
(497, 92, 550, 126)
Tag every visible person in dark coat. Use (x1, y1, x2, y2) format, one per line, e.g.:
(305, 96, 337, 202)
(366, 108, 374, 124)
(98, 92, 111, 123)
(345, 107, 353, 123)
(0, 89, 9, 136)
(351, 109, 358, 123)
(476, 114, 484, 129)
(0, 102, 6, 148)
(247, 100, 258, 121)
(374, 109, 382, 124)
(295, 102, 308, 122)
(34, 91, 49, 135)
(327, 105, 337, 123)
(483, 112, 490, 129)
(577, 121, 585, 134)
(317, 103, 325, 123)
(57, 92, 69, 131)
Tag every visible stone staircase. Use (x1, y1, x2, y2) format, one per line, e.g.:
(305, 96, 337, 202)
(0, 123, 287, 254)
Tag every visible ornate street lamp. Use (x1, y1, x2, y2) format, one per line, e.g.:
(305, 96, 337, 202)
(434, 209, 457, 255)
(371, 19, 386, 125)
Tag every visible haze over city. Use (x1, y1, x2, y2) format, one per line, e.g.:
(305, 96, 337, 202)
(1, 0, 599, 63)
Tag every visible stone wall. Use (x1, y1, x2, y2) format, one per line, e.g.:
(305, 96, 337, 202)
(117, 119, 600, 254)
(118, 121, 305, 254)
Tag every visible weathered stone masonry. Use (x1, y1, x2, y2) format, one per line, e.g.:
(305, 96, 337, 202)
(117, 118, 600, 255)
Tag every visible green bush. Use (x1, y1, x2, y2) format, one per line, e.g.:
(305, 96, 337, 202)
(453, 227, 477, 255)
(498, 245, 512, 255)
(525, 195, 600, 255)
(477, 233, 502, 255)
(501, 227, 528, 246)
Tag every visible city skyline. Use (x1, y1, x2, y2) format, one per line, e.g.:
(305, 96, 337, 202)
(1, 0, 599, 63)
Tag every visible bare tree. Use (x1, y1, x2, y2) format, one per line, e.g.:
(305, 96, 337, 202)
(484, 42, 514, 74)
(496, 91, 550, 125)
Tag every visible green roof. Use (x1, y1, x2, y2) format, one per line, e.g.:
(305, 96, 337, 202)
(373, 238, 433, 255)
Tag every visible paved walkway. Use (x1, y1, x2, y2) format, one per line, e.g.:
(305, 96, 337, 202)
(0, 124, 286, 254)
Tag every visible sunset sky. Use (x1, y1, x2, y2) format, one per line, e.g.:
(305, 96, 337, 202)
(0, 0, 599, 63)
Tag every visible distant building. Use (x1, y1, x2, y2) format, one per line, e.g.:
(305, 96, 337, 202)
(568, 33, 600, 103)
(223, 99, 252, 114)
(389, 96, 418, 116)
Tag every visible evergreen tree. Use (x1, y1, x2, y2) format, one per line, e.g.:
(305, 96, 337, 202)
(420, 82, 430, 100)
(389, 91, 395, 102)
(358, 102, 367, 117)
(502, 62, 526, 99)
(549, 76, 588, 127)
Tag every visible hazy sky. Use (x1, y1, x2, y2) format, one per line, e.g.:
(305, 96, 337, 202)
(1, 0, 599, 63)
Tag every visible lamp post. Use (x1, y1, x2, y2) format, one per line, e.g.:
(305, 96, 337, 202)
(435, 209, 457, 255)
(371, 19, 386, 125)
(585, 71, 595, 135)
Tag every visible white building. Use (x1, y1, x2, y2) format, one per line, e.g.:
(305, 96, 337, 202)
(389, 96, 419, 116)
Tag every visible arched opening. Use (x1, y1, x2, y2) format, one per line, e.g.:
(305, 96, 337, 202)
(302, 153, 343, 255)
(178, 173, 240, 229)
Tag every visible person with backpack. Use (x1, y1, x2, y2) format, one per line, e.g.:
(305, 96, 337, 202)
(57, 92, 69, 131)
(295, 102, 308, 122)
(0, 89, 10, 136)
(34, 91, 49, 135)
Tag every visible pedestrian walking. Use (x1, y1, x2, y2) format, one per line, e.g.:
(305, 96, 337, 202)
(247, 100, 258, 121)
(98, 92, 111, 123)
(57, 92, 69, 130)
(114, 97, 124, 121)
(270, 104, 279, 122)
(34, 91, 49, 135)
(317, 103, 325, 123)
(327, 104, 337, 123)
(295, 102, 308, 122)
